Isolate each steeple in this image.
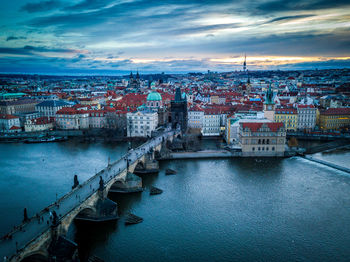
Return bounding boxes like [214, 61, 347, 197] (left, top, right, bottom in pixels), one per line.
[136, 71, 140, 79]
[130, 71, 133, 79]
[265, 83, 274, 105]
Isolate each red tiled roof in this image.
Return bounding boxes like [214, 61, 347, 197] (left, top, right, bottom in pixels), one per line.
[275, 108, 297, 114]
[56, 107, 87, 115]
[241, 122, 284, 132]
[297, 104, 315, 109]
[320, 108, 350, 115]
[10, 125, 21, 130]
[0, 114, 19, 120]
[31, 117, 53, 125]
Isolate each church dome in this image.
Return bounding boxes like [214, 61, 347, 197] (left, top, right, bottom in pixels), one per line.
[147, 91, 162, 101]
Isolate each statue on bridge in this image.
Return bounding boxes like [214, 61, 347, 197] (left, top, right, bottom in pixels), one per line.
[23, 208, 29, 222]
[99, 176, 104, 191]
[72, 174, 79, 189]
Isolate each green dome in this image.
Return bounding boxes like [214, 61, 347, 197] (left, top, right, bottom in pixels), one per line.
[147, 91, 162, 101]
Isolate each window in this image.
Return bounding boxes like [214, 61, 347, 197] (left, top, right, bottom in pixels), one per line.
[272, 147, 275, 151]
[252, 147, 255, 151]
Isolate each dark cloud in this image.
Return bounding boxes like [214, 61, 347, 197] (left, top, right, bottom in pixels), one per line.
[6, 36, 27, 41]
[20, 0, 64, 13]
[266, 14, 315, 24]
[0, 45, 79, 56]
[256, 0, 350, 14]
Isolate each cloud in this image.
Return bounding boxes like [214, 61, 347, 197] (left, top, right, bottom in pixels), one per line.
[255, 0, 350, 14]
[64, 0, 116, 11]
[20, 0, 65, 13]
[0, 45, 80, 56]
[6, 36, 27, 41]
[266, 14, 315, 24]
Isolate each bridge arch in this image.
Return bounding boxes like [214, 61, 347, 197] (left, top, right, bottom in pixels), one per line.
[154, 150, 161, 159]
[135, 161, 144, 170]
[20, 251, 49, 262]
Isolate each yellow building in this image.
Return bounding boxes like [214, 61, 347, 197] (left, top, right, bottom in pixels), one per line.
[274, 108, 298, 131]
[317, 108, 350, 130]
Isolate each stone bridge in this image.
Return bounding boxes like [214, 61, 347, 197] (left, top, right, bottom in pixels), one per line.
[0, 129, 179, 262]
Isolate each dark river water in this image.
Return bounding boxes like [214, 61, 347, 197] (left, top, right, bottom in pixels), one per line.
[1, 140, 350, 262]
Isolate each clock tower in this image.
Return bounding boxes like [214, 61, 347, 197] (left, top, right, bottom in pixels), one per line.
[264, 84, 275, 121]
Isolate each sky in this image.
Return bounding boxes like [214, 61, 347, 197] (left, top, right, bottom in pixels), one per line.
[0, 0, 349, 74]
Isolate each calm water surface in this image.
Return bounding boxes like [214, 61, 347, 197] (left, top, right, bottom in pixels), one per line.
[1, 140, 350, 262]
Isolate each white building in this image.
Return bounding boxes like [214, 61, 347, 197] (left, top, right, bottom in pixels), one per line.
[0, 114, 20, 133]
[55, 108, 89, 130]
[36, 100, 71, 118]
[24, 117, 54, 132]
[188, 105, 204, 129]
[297, 104, 316, 131]
[127, 106, 158, 137]
[202, 108, 221, 136]
[89, 110, 107, 129]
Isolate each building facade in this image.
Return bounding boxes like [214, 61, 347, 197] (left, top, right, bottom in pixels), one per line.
[317, 108, 350, 130]
[24, 117, 54, 132]
[0, 114, 21, 132]
[127, 107, 158, 137]
[0, 99, 38, 115]
[188, 105, 204, 130]
[297, 104, 317, 131]
[55, 108, 89, 130]
[36, 100, 70, 118]
[239, 122, 286, 157]
[274, 108, 298, 131]
[202, 108, 221, 136]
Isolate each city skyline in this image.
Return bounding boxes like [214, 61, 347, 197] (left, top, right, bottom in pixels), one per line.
[0, 0, 350, 74]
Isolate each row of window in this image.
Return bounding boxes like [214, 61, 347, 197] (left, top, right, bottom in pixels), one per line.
[252, 147, 275, 151]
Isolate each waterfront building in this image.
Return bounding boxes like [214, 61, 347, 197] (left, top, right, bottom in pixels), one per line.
[105, 108, 127, 134]
[202, 108, 221, 136]
[317, 108, 350, 130]
[188, 105, 204, 130]
[263, 85, 275, 121]
[274, 108, 298, 131]
[36, 100, 70, 118]
[297, 104, 317, 131]
[127, 106, 158, 137]
[239, 122, 286, 157]
[24, 117, 54, 132]
[170, 87, 188, 132]
[0, 114, 20, 133]
[0, 99, 38, 115]
[55, 107, 89, 130]
[225, 112, 269, 144]
[89, 110, 107, 129]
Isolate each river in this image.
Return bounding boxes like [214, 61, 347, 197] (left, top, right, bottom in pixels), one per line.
[1, 140, 350, 262]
